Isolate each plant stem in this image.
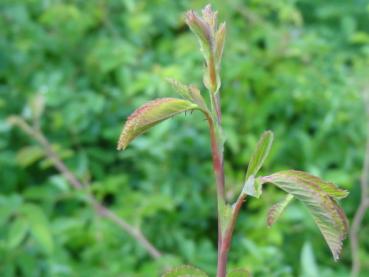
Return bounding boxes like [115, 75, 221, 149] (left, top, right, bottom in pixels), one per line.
[9, 116, 162, 260]
[207, 117, 227, 277]
[207, 91, 247, 277]
[218, 189, 248, 277]
[350, 123, 369, 277]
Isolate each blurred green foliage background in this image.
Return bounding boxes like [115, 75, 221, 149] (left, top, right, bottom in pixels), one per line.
[1, 0, 369, 276]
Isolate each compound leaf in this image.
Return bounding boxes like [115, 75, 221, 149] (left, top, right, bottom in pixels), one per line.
[117, 98, 198, 150]
[259, 170, 349, 261]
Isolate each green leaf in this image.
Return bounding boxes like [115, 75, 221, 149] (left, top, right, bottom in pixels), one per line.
[20, 204, 54, 255]
[267, 194, 294, 227]
[16, 146, 44, 167]
[259, 170, 349, 261]
[117, 98, 198, 150]
[242, 175, 262, 198]
[242, 131, 274, 198]
[8, 217, 29, 248]
[301, 241, 319, 277]
[162, 265, 208, 277]
[29, 94, 45, 120]
[245, 130, 274, 181]
[227, 269, 251, 277]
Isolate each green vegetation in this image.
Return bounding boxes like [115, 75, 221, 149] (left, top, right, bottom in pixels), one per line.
[119, 5, 348, 276]
[1, 1, 369, 276]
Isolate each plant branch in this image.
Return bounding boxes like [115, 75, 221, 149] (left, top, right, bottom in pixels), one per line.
[208, 117, 225, 199]
[207, 116, 227, 277]
[208, 88, 248, 277]
[350, 89, 369, 277]
[207, 70, 245, 277]
[219, 192, 248, 277]
[206, 73, 229, 276]
[8, 116, 162, 260]
[188, 6, 243, 276]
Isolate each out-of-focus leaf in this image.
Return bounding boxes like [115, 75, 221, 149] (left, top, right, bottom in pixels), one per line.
[8, 217, 29, 248]
[227, 269, 251, 277]
[245, 130, 274, 181]
[267, 194, 294, 227]
[300, 241, 319, 277]
[29, 94, 45, 121]
[259, 170, 349, 260]
[20, 204, 54, 255]
[117, 98, 198, 150]
[0, 194, 23, 226]
[162, 265, 208, 277]
[39, 144, 73, 169]
[167, 78, 193, 99]
[16, 146, 44, 167]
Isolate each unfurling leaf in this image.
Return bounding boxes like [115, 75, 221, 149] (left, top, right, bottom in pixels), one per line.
[267, 194, 294, 227]
[215, 22, 226, 67]
[245, 131, 274, 180]
[185, 9, 212, 59]
[117, 98, 198, 150]
[166, 78, 192, 99]
[187, 85, 208, 111]
[242, 175, 262, 198]
[242, 131, 274, 198]
[227, 269, 252, 277]
[202, 4, 218, 31]
[162, 265, 208, 277]
[259, 170, 349, 261]
[185, 5, 225, 93]
[166, 79, 209, 111]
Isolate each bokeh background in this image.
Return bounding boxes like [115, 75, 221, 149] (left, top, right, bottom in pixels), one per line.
[1, 0, 369, 276]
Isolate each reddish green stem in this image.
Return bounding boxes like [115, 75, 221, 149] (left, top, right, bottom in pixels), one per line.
[207, 105, 247, 277]
[208, 120, 226, 277]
